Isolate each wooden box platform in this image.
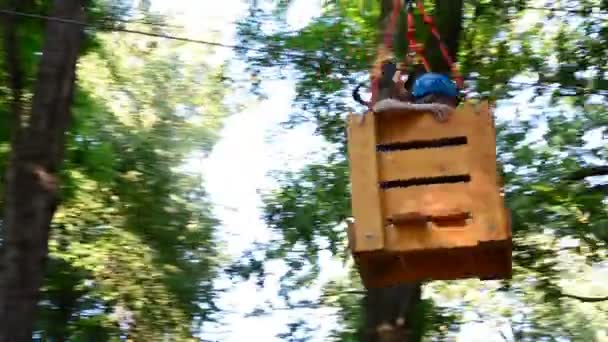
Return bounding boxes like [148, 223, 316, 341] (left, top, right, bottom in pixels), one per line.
[346, 101, 512, 289]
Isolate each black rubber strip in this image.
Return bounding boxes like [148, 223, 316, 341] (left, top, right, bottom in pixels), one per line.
[379, 174, 471, 189]
[377, 136, 468, 152]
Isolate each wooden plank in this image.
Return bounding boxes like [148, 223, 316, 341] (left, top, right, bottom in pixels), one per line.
[380, 176, 508, 252]
[384, 221, 483, 252]
[465, 102, 511, 242]
[355, 241, 512, 288]
[383, 196, 510, 252]
[346, 112, 384, 252]
[346, 220, 357, 251]
[467, 102, 498, 185]
[381, 183, 472, 220]
[376, 102, 510, 252]
[376, 104, 475, 145]
[352, 102, 512, 287]
[377, 146, 470, 182]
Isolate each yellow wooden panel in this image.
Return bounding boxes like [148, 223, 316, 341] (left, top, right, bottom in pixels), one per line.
[375, 103, 476, 145]
[347, 102, 510, 255]
[384, 222, 483, 252]
[349, 102, 512, 286]
[383, 196, 511, 252]
[381, 183, 472, 220]
[377, 146, 470, 182]
[346, 112, 384, 252]
[355, 240, 512, 287]
[381, 180, 509, 252]
[467, 102, 498, 184]
[465, 102, 510, 242]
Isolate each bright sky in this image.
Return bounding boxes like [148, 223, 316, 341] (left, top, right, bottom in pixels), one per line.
[149, 0, 343, 340]
[144, 0, 604, 341]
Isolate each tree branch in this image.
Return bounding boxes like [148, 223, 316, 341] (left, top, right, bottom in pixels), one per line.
[562, 293, 608, 303]
[320, 289, 366, 297]
[568, 165, 608, 181]
[588, 184, 608, 193]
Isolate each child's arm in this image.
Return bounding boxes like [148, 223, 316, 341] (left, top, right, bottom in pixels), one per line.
[372, 99, 453, 122]
[392, 70, 412, 102]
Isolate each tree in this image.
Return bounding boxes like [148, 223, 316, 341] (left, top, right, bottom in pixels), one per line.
[234, 0, 608, 340]
[0, 1, 230, 339]
[31, 28, 228, 338]
[359, 2, 465, 341]
[0, 1, 87, 339]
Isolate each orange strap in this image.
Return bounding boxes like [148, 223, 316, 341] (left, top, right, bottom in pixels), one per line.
[371, 0, 465, 107]
[406, 4, 431, 72]
[384, 0, 402, 50]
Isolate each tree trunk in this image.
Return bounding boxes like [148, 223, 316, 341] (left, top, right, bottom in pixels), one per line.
[362, 284, 423, 342]
[422, 0, 465, 73]
[0, 1, 85, 340]
[361, 1, 464, 341]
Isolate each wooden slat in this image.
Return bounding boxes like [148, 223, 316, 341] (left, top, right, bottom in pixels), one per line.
[376, 104, 476, 145]
[377, 146, 470, 182]
[381, 183, 472, 220]
[382, 184, 508, 252]
[355, 241, 512, 288]
[383, 201, 509, 252]
[346, 112, 384, 252]
[381, 179, 503, 250]
[465, 102, 510, 242]
[389, 210, 470, 223]
[467, 102, 498, 185]
[384, 223, 483, 252]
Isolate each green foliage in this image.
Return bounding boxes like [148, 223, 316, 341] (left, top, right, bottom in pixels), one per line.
[1, 2, 230, 340]
[264, 156, 351, 259]
[233, 0, 608, 340]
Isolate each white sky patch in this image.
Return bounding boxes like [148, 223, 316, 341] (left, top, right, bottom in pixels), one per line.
[457, 318, 514, 342]
[202, 80, 295, 257]
[150, 0, 248, 66]
[143, 0, 341, 337]
[197, 76, 341, 340]
[285, 0, 323, 30]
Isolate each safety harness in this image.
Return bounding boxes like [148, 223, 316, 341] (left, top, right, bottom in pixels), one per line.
[370, 0, 463, 106]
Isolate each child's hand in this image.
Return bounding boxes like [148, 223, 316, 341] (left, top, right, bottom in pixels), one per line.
[392, 70, 402, 84]
[429, 104, 453, 122]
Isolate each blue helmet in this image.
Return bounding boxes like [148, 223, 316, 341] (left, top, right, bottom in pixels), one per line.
[411, 73, 459, 99]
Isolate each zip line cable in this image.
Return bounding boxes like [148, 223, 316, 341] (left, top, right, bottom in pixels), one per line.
[0, 9, 346, 65]
[96, 15, 183, 28]
[1, 8, 606, 96]
[2, 6, 605, 56]
[0, 9, 263, 51]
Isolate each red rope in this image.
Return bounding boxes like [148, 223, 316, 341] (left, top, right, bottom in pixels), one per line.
[383, 0, 402, 50]
[407, 8, 431, 72]
[371, 0, 465, 107]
